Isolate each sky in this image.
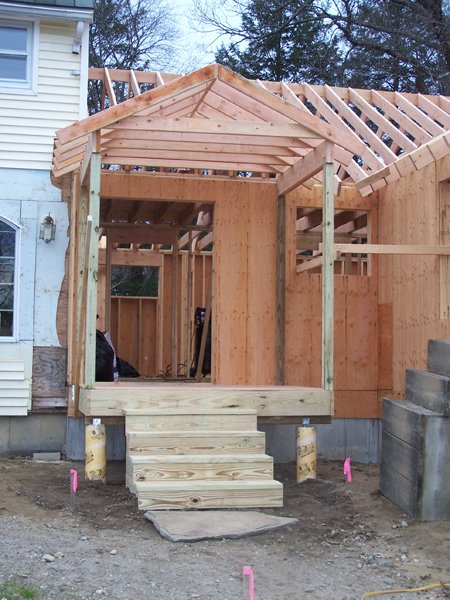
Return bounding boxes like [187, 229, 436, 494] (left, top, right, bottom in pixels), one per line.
[168, 0, 239, 73]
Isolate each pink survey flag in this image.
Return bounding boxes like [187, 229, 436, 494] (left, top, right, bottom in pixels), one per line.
[343, 457, 352, 483]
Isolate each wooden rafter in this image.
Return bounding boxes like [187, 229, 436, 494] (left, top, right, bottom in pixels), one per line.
[52, 64, 450, 195]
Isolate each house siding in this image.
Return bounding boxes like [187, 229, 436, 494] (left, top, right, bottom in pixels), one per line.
[0, 20, 83, 170]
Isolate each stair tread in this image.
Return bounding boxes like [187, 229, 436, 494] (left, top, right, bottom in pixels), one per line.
[127, 430, 264, 437]
[129, 453, 273, 464]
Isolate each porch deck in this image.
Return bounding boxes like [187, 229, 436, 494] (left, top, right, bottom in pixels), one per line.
[79, 382, 332, 419]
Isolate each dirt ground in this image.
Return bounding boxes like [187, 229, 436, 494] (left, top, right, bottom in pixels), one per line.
[0, 457, 449, 600]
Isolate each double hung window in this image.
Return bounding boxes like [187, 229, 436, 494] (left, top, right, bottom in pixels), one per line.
[0, 20, 35, 92]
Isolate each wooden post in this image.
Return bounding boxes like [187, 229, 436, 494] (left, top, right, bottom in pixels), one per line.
[171, 243, 178, 378]
[67, 172, 79, 392]
[322, 143, 334, 392]
[276, 194, 286, 385]
[84, 148, 101, 388]
[72, 182, 89, 406]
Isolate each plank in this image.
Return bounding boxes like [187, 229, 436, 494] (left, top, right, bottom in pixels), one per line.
[127, 430, 266, 455]
[406, 369, 450, 415]
[331, 243, 450, 255]
[129, 454, 273, 482]
[380, 462, 418, 517]
[381, 430, 420, 484]
[125, 411, 258, 433]
[78, 384, 332, 417]
[277, 140, 328, 195]
[135, 480, 283, 510]
[428, 339, 450, 377]
[31, 347, 67, 400]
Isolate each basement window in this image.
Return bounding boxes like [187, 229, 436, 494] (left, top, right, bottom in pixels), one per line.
[0, 218, 18, 338]
[0, 19, 37, 94]
[296, 207, 370, 276]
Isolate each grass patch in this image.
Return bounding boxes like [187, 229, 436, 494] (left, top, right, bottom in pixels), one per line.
[0, 580, 40, 600]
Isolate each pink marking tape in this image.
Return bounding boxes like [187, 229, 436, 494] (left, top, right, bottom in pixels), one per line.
[70, 469, 78, 493]
[242, 566, 255, 600]
[343, 457, 352, 483]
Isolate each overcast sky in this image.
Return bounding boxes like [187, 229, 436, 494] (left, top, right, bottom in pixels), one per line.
[169, 0, 238, 73]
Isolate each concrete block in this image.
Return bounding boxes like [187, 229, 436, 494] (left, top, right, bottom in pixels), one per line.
[9, 415, 41, 453]
[33, 452, 61, 461]
[39, 414, 66, 451]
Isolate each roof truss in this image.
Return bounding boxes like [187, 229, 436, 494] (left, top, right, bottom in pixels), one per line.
[53, 64, 450, 195]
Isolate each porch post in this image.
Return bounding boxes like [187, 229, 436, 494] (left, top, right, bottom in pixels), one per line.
[84, 148, 101, 388]
[276, 194, 286, 385]
[322, 143, 334, 392]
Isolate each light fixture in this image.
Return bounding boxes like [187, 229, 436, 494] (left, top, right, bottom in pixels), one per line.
[39, 214, 56, 243]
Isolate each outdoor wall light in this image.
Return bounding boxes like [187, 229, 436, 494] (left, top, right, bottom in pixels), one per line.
[39, 214, 56, 243]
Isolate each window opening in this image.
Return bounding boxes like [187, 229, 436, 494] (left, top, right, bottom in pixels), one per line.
[296, 207, 370, 275]
[0, 219, 17, 337]
[111, 265, 159, 297]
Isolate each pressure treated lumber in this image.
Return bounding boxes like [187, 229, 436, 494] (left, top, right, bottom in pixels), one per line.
[427, 339, 450, 377]
[127, 430, 266, 455]
[79, 384, 332, 417]
[380, 398, 450, 520]
[124, 409, 258, 433]
[124, 403, 283, 510]
[134, 480, 283, 510]
[128, 454, 274, 483]
[406, 369, 450, 416]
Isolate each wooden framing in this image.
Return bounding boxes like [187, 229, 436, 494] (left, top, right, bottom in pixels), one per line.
[56, 63, 450, 428]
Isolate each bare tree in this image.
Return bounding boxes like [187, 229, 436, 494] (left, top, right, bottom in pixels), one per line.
[88, 0, 179, 112]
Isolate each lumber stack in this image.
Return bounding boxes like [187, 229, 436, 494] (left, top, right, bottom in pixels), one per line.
[380, 339, 450, 520]
[124, 407, 283, 510]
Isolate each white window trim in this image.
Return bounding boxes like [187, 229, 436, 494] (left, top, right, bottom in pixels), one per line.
[0, 16, 39, 96]
[0, 216, 20, 342]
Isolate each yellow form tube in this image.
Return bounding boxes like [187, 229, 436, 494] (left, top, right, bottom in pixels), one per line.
[85, 419, 106, 483]
[296, 426, 317, 483]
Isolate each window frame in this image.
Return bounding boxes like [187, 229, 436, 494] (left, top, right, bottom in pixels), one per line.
[0, 216, 20, 342]
[0, 17, 39, 95]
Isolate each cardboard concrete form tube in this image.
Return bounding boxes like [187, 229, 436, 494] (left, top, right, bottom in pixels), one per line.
[297, 426, 317, 483]
[85, 421, 107, 483]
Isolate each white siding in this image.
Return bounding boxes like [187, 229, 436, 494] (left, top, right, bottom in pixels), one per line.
[0, 20, 83, 170]
[0, 345, 32, 416]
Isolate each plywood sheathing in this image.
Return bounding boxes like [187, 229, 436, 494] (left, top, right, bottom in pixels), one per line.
[285, 184, 379, 418]
[377, 154, 450, 399]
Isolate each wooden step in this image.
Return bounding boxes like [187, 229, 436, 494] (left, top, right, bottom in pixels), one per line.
[125, 409, 257, 433]
[428, 339, 450, 377]
[406, 368, 450, 415]
[128, 453, 274, 485]
[127, 430, 266, 455]
[134, 480, 283, 510]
